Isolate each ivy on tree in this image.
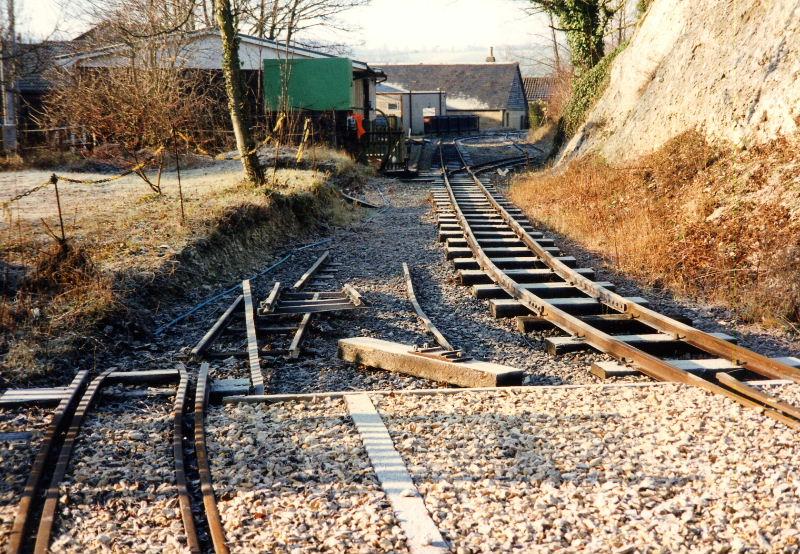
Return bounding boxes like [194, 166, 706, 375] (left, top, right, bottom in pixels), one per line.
[526, 0, 622, 73]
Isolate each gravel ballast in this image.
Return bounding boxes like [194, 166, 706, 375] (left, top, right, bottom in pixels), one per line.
[49, 395, 186, 553]
[375, 384, 800, 553]
[0, 407, 50, 549]
[206, 399, 408, 553]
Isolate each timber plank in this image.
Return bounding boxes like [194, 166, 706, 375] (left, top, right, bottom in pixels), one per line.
[338, 337, 522, 388]
[490, 296, 649, 318]
[547, 332, 735, 356]
[592, 356, 800, 379]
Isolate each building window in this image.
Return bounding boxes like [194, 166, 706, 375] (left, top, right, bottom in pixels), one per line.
[388, 103, 399, 110]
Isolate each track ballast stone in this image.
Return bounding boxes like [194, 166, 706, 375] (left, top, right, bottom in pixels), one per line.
[133, 173, 630, 394]
[50, 393, 186, 553]
[375, 384, 800, 553]
[206, 399, 409, 553]
[0, 407, 51, 549]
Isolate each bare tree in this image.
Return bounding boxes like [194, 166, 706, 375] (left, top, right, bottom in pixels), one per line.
[522, 0, 624, 73]
[44, 0, 223, 192]
[216, 0, 264, 184]
[238, 0, 368, 48]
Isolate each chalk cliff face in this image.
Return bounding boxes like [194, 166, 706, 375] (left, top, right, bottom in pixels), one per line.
[561, 0, 800, 163]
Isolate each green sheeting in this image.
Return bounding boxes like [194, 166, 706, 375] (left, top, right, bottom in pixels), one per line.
[263, 57, 353, 111]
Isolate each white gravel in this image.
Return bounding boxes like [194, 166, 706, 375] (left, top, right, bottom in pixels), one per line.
[375, 383, 800, 553]
[0, 406, 50, 549]
[49, 394, 187, 553]
[206, 398, 408, 553]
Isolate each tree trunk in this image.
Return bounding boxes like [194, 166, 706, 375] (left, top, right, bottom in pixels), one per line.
[2, 0, 17, 154]
[215, 0, 264, 184]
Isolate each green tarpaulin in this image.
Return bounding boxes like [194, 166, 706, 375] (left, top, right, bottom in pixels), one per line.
[263, 57, 353, 111]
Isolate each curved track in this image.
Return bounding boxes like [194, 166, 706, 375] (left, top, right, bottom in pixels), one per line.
[434, 142, 800, 428]
[3, 369, 229, 553]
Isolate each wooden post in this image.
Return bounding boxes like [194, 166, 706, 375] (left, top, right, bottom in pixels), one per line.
[173, 131, 185, 224]
[50, 174, 65, 242]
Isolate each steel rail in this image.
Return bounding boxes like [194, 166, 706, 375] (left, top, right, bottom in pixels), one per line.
[439, 147, 800, 429]
[456, 147, 800, 384]
[402, 263, 455, 351]
[174, 367, 202, 553]
[7, 371, 90, 554]
[194, 363, 230, 553]
[33, 369, 115, 553]
[191, 295, 244, 358]
[242, 280, 266, 395]
[293, 251, 330, 290]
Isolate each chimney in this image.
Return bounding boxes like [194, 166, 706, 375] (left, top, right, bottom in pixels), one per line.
[486, 47, 496, 63]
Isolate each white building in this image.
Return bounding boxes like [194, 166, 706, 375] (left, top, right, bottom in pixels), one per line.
[57, 28, 384, 122]
[376, 84, 447, 135]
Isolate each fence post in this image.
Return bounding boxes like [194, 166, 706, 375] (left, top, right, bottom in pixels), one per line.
[50, 173, 66, 242]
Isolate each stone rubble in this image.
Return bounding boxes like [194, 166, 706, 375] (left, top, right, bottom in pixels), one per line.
[206, 398, 408, 553]
[0, 407, 50, 549]
[49, 395, 187, 553]
[375, 384, 800, 553]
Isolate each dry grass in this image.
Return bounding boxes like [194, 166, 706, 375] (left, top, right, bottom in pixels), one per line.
[1, 151, 364, 385]
[511, 130, 800, 327]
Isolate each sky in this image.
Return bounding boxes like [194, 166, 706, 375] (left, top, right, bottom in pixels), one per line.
[336, 0, 552, 65]
[20, 0, 556, 72]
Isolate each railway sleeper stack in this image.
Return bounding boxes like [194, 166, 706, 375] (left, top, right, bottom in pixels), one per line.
[431, 142, 800, 428]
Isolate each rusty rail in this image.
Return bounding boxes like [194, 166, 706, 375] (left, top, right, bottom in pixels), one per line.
[194, 363, 229, 553]
[440, 145, 800, 429]
[402, 263, 455, 351]
[33, 369, 115, 553]
[7, 371, 90, 554]
[173, 367, 202, 552]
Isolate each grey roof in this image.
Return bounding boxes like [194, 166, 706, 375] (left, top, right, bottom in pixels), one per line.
[381, 63, 527, 111]
[16, 41, 70, 93]
[523, 76, 555, 101]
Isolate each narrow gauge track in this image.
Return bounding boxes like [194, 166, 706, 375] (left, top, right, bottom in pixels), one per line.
[2, 368, 230, 553]
[434, 142, 800, 428]
[456, 132, 539, 166]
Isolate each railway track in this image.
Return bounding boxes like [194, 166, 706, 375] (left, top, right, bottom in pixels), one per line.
[2, 136, 799, 551]
[433, 141, 800, 428]
[1, 369, 229, 553]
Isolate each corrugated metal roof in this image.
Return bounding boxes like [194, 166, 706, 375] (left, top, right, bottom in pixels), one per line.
[57, 28, 380, 74]
[382, 63, 527, 111]
[523, 76, 555, 102]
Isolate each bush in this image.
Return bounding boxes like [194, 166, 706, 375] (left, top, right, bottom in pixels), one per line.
[637, 0, 654, 16]
[511, 131, 800, 327]
[558, 43, 627, 142]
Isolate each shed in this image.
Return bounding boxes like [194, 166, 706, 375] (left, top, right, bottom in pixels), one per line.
[376, 83, 447, 135]
[381, 63, 529, 130]
[56, 29, 385, 123]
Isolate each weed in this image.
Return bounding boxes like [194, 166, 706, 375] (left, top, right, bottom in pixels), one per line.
[511, 130, 800, 327]
[1, 148, 367, 382]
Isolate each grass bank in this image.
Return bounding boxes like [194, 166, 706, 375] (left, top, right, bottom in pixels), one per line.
[511, 131, 800, 329]
[1, 151, 368, 385]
